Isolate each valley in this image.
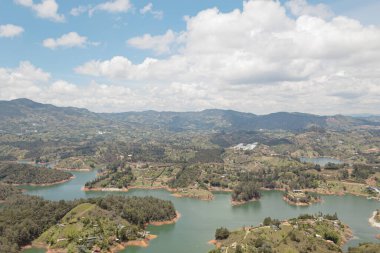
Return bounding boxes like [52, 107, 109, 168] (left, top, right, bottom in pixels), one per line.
[0, 99, 379, 253]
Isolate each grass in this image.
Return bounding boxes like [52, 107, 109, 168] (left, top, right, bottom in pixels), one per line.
[214, 218, 349, 253]
[35, 203, 136, 253]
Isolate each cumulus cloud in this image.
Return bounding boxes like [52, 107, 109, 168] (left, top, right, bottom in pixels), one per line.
[71, 0, 380, 114]
[0, 61, 50, 100]
[42, 32, 88, 49]
[0, 24, 24, 38]
[89, 0, 132, 16]
[140, 3, 163, 20]
[70, 0, 132, 17]
[285, 0, 334, 19]
[70, 5, 89, 17]
[127, 30, 178, 54]
[14, 0, 65, 22]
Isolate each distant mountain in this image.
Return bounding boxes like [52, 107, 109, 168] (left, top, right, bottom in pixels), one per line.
[0, 98, 378, 134]
[0, 98, 107, 134]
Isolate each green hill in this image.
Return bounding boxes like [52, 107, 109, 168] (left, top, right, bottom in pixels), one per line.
[0, 163, 72, 185]
[36, 203, 138, 253]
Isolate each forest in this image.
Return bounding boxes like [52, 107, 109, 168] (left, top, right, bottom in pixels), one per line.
[0, 163, 72, 185]
[0, 194, 177, 253]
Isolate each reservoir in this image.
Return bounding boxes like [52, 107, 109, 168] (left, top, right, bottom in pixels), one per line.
[300, 157, 343, 166]
[21, 171, 379, 253]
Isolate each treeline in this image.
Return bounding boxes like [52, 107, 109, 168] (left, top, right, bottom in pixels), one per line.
[85, 163, 135, 189]
[0, 183, 21, 201]
[168, 164, 202, 188]
[232, 182, 261, 202]
[0, 195, 177, 252]
[236, 167, 323, 190]
[0, 195, 78, 252]
[93, 195, 177, 227]
[0, 163, 72, 185]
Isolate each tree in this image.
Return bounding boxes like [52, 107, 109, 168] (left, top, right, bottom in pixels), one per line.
[215, 227, 230, 240]
[263, 217, 272, 226]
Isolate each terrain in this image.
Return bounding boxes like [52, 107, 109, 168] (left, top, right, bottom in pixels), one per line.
[0, 192, 177, 253]
[209, 213, 352, 253]
[0, 98, 379, 252]
[0, 163, 73, 185]
[0, 98, 379, 202]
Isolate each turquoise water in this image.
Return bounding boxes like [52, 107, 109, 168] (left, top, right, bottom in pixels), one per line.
[300, 157, 343, 166]
[21, 171, 379, 253]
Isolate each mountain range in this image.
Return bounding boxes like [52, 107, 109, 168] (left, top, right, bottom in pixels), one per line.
[0, 98, 378, 134]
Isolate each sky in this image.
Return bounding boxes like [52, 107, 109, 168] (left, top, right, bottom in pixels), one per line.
[1, 0, 380, 115]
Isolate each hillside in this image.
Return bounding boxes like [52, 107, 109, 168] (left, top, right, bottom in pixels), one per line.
[35, 203, 136, 253]
[0, 163, 73, 185]
[0, 195, 177, 253]
[210, 214, 352, 253]
[0, 99, 378, 135]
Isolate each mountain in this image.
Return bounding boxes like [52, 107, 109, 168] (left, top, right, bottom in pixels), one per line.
[0, 98, 109, 134]
[0, 98, 378, 134]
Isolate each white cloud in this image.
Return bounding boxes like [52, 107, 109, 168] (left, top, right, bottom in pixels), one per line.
[285, 0, 333, 19]
[0, 61, 50, 100]
[127, 30, 177, 54]
[70, 5, 89, 17]
[89, 0, 132, 16]
[72, 0, 380, 114]
[14, 0, 65, 22]
[42, 32, 88, 49]
[0, 24, 24, 38]
[140, 3, 163, 20]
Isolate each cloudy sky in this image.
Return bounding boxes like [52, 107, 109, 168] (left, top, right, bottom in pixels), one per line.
[1, 0, 380, 115]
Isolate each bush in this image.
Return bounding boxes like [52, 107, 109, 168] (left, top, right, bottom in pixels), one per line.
[323, 230, 339, 244]
[215, 227, 230, 240]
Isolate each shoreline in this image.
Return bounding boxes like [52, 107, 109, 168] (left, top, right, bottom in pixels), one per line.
[261, 186, 380, 200]
[56, 168, 91, 172]
[23, 212, 181, 253]
[82, 183, 379, 203]
[10, 175, 75, 187]
[231, 198, 259, 206]
[171, 192, 214, 201]
[83, 185, 215, 201]
[149, 211, 181, 226]
[282, 195, 322, 206]
[369, 211, 380, 228]
[82, 185, 176, 193]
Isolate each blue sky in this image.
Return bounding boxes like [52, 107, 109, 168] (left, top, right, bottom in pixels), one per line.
[1, 0, 380, 114]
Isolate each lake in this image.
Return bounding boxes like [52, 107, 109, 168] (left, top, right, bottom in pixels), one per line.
[21, 171, 379, 253]
[300, 157, 343, 166]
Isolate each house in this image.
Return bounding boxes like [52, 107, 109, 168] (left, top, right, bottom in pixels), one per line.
[367, 186, 380, 194]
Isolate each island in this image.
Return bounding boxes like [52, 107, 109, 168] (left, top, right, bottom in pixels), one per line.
[369, 209, 380, 229]
[283, 190, 321, 206]
[209, 213, 352, 253]
[231, 182, 261, 206]
[0, 194, 178, 253]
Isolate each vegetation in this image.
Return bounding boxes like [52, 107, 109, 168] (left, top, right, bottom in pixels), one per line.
[0, 195, 177, 253]
[210, 214, 350, 253]
[92, 195, 177, 227]
[215, 227, 230, 240]
[0, 163, 72, 185]
[0, 195, 77, 252]
[36, 203, 138, 253]
[0, 183, 22, 201]
[348, 243, 380, 253]
[85, 162, 135, 189]
[283, 191, 321, 206]
[232, 182, 261, 203]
